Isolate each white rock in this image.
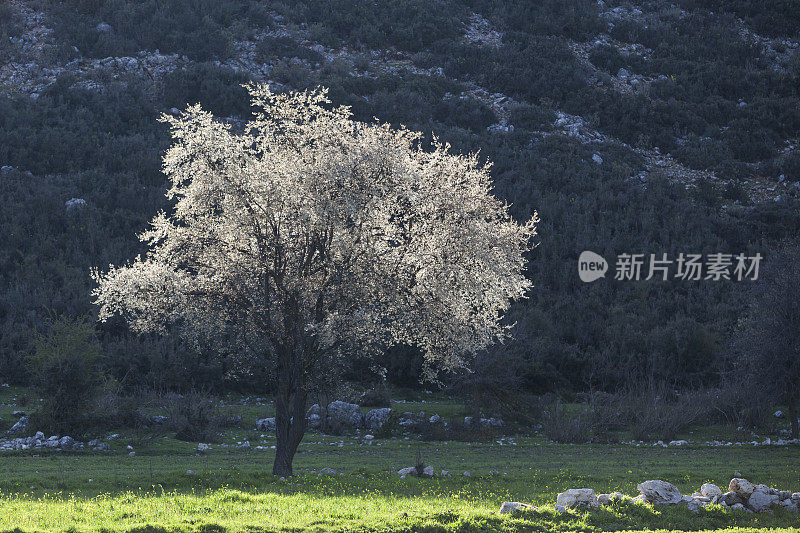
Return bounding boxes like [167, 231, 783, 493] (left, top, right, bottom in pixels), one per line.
[729, 478, 756, 497]
[422, 466, 434, 477]
[319, 468, 336, 475]
[441, 470, 451, 477]
[668, 440, 688, 446]
[701, 483, 722, 499]
[592, 153, 603, 165]
[747, 488, 778, 512]
[557, 488, 598, 509]
[65, 198, 86, 211]
[499, 501, 532, 514]
[255, 417, 276, 431]
[197, 443, 211, 452]
[779, 499, 798, 513]
[128, 451, 136, 457]
[364, 408, 392, 430]
[554, 504, 567, 514]
[637, 480, 683, 505]
[327, 401, 364, 428]
[398, 467, 416, 476]
[463, 471, 471, 477]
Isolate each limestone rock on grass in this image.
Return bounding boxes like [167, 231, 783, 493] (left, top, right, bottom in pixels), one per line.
[747, 488, 778, 512]
[637, 480, 683, 505]
[556, 488, 598, 509]
[729, 478, 756, 497]
[364, 408, 392, 430]
[499, 502, 532, 514]
[327, 401, 364, 428]
[701, 483, 722, 499]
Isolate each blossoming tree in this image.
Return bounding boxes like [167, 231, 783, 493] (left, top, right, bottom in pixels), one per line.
[92, 84, 538, 475]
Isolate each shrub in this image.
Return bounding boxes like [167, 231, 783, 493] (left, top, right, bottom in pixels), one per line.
[167, 391, 223, 443]
[27, 316, 104, 435]
[359, 386, 391, 407]
[542, 402, 592, 443]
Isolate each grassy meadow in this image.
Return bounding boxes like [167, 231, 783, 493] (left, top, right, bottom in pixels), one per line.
[1, 389, 799, 532]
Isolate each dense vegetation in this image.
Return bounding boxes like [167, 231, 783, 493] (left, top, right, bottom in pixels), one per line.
[1, 0, 799, 406]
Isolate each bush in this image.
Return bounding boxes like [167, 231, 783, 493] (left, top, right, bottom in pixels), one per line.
[359, 386, 391, 407]
[542, 402, 592, 443]
[626, 386, 719, 441]
[168, 391, 223, 443]
[27, 316, 104, 435]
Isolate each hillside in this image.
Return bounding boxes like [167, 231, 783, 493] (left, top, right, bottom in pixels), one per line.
[1, 0, 799, 392]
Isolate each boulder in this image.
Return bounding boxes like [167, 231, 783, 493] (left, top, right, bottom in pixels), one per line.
[729, 478, 756, 497]
[747, 488, 778, 512]
[597, 493, 611, 505]
[778, 499, 798, 513]
[554, 504, 567, 514]
[327, 401, 364, 428]
[364, 408, 392, 430]
[701, 483, 722, 499]
[685, 498, 704, 512]
[592, 153, 603, 165]
[637, 480, 683, 505]
[556, 488, 598, 509]
[319, 468, 336, 475]
[8, 416, 28, 435]
[307, 414, 322, 429]
[422, 466, 434, 477]
[59, 436, 75, 450]
[718, 491, 741, 506]
[197, 443, 211, 452]
[12, 411, 25, 418]
[429, 414, 441, 424]
[65, 198, 86, 211]
[306, 404, 323, 417]
[499, 501, 532, 514]
[256, 418, 276, 431]
[398, 466, 416, 476]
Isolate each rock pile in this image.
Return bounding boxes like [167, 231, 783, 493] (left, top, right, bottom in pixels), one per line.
[500, 477, 799, 516]
[0, 431, 110, 452]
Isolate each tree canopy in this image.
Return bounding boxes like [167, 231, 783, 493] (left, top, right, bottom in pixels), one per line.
[92, 84, 537, 473]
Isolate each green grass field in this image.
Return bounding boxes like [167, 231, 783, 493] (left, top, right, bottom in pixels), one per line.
[1, 386, 799, 532]
[1, 433, 799, 531]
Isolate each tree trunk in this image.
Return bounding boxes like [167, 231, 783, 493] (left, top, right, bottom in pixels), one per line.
[272, 327, 309, 476]
[789, 403, 799, 440]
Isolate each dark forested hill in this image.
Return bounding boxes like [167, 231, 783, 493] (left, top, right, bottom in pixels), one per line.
[1, 0, 799, 393]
